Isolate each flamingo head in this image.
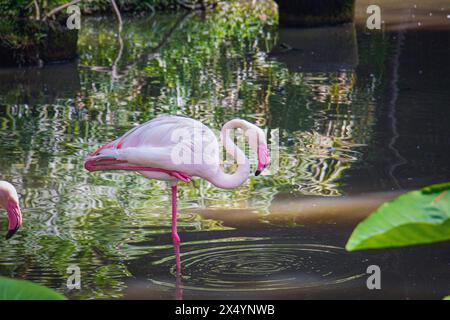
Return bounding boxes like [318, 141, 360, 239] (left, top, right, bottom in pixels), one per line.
[0, 181, 23, 240]
[255, 142, 270, 176]
[252, 126, 270, 176]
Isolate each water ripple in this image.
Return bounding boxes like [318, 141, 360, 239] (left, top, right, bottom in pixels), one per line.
[150, 243, 366, 292]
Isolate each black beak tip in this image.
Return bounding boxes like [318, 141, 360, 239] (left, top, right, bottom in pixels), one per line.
[255, 170, 261, 176]
[5, 228, 18, 240]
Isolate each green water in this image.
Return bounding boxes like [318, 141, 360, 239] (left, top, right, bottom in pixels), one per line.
[0, 1, 449, 299]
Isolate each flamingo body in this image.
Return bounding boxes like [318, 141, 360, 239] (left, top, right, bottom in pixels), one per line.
[86, 116, 213, 182]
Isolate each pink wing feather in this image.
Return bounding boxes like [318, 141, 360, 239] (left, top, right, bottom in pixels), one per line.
[88, 116, 218, 181]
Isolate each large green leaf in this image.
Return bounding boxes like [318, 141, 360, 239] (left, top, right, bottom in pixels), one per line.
[0, 277, 66, 300]
[346, 183, 450, 251]
[444, 296, 450, 300]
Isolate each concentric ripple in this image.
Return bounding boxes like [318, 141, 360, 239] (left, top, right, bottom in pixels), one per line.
[150, 244, 366, 292]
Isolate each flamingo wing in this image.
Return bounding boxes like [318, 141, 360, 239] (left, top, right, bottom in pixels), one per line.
[87, 115, 219, 178]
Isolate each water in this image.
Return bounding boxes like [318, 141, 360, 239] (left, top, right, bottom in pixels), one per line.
[0, 1, 449, 299]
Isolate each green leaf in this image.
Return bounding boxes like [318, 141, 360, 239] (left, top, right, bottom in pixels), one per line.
[346, 183, 450, 251]
[0, 277, 66, 300]
[444, 295, 450, 300]
[421, 182, 450, 194]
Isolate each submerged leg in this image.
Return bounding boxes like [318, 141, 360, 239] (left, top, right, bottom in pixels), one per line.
[174, 243, 183, 300]
[171, 183, 180, 245]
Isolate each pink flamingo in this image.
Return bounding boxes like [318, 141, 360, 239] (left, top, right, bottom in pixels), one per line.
[84, 115, 270, 245]
[0, 181, 23, 240]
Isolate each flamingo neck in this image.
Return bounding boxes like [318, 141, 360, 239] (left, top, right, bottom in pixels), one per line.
[208, 120, 250, 189]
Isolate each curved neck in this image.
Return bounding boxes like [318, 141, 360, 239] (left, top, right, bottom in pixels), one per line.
[208, 120, 250, 189]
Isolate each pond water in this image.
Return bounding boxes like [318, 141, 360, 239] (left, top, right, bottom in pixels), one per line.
[0, 1, 449, 299]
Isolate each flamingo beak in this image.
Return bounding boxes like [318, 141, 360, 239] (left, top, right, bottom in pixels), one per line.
[6, 228, 18, 240]
[5, 201, 22, 240]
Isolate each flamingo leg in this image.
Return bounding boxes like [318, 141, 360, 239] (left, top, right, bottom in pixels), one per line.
[171, 184, 180, 245]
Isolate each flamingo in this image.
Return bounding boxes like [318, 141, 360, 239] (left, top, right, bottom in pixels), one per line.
[0, 181, 23, 240]
[84, 115, 270, 244]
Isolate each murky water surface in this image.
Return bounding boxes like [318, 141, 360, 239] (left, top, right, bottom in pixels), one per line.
[0, 1, 449, 299]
